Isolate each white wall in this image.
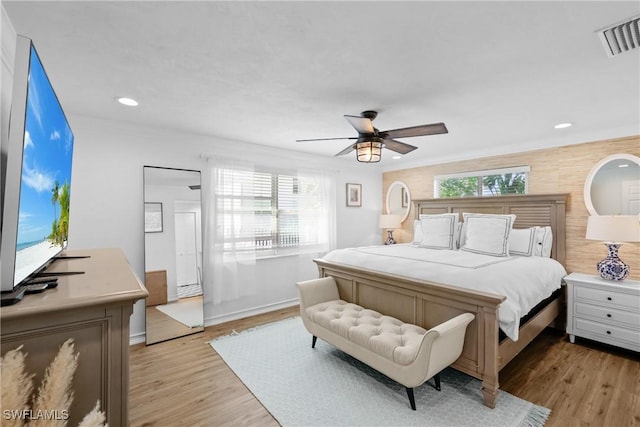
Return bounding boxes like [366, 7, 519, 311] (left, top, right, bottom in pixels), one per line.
[64, 116, 382, 341]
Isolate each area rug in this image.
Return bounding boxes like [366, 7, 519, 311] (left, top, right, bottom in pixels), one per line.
[210, 316, 551, 427]
[155, 296, 203, 328]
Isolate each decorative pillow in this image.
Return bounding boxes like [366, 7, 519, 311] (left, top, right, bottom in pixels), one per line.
[455, 221, 463, 249]
[412, 220, 423, 245]
[533, 226, 553, 257]
[417, 213, 458, 250]
[509, 227, 537, 256]
[460, 213, 516, 257]
[509, 226, 554, 257]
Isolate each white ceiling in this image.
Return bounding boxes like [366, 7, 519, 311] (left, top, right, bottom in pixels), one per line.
[3, 1, 639, 170]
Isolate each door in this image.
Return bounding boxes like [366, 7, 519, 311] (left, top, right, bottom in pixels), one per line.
[622, 180, 640, 215]
[175, 211, 198, 288]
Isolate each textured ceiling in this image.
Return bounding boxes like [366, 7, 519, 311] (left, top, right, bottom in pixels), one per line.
[3, 1, 639, 170]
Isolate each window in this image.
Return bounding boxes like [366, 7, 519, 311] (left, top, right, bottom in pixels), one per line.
[434, 166, 529, 198]
[214, 167, 330, 257]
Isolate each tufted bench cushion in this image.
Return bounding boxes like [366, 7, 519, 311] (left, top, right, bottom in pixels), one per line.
[306, 300, 427, 366]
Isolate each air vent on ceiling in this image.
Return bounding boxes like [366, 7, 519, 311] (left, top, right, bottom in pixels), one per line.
[597, 15, 640, 57]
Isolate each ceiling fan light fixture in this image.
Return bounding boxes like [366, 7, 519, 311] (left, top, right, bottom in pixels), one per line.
[356, 139, 382, 163]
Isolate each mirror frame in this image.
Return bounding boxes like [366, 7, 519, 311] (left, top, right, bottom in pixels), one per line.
[386, 180, 411, 223]
[584, 153, 640, 216]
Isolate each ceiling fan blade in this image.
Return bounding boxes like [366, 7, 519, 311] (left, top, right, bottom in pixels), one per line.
[382, 122, 448, 139]
[382, 139, 418, 154]
[344, 115, 375, 134]
[335, 144, 356, 156]
[296, 136, 358, 142]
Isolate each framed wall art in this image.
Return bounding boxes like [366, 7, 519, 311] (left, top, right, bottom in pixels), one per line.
[144, 202, 163, 233]
[346, 183, 362, 207]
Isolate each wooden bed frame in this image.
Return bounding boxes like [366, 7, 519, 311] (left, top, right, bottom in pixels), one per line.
[314, 193, 568, 408]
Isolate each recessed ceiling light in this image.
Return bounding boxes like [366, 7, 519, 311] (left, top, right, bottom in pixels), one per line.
[116, 97, 139, 107]
[391, 155, 402, 160]
[553, 122, 572, 129]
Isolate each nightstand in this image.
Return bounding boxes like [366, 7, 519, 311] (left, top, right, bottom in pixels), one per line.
[564, 272, 639, 352]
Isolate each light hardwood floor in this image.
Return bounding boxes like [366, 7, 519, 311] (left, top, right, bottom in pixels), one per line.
[129, 306, 640, 427]
[145, 296, 204, 344]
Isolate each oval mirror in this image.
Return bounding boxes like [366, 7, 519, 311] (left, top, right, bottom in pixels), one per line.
[386, 181, 411, 222]
[584, 153, 640, 216]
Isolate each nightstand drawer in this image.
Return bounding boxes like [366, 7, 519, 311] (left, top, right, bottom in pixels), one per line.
[575, 286, 640, 312]
[574, 318, 640, 346]
[575, 302, 640, 329]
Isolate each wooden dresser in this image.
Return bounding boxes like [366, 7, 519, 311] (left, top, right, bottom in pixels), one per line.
[1, 248, 148, 426]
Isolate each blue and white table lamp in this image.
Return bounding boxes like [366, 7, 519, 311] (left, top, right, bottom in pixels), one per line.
[586, 215, 640, 281]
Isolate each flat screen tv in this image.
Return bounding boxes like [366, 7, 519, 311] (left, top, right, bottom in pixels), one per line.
[1, 35, 74, 299]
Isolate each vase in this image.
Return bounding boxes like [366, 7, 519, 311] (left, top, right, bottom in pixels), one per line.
[596, 243, 629, 281]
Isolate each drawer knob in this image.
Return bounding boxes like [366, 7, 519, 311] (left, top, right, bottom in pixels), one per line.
[607, 297, 612, 301]
[606, 330, 612, 335]
[606, 313, 612, 318]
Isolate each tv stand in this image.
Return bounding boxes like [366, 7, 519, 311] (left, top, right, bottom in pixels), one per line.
[0, 248, 148, 425]
[33, 253, 92, 277]
[52, 254, 91, 260]
[36, 271, 85, 277]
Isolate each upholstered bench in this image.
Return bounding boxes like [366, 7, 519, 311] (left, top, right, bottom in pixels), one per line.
[297, 276, 474, 410]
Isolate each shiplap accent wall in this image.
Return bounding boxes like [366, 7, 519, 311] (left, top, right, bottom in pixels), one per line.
[382, 135, 640, 279]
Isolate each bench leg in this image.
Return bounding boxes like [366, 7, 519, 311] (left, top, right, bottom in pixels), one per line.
[434, 373, 441, 391]
[312, 335, 317, 348]
[405, 387, 416, 410]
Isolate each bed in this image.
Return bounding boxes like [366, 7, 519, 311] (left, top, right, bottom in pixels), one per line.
[313, 193, 568, 408]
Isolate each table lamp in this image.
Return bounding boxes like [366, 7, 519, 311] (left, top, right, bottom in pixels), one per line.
[585, 215, 640, 281]
[380, 214, 402, 245]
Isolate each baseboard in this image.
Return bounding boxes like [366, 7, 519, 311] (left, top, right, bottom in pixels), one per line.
[204, 298, 299, 327]
[129, 298, 299, 345]
[129, 331, 146, 346]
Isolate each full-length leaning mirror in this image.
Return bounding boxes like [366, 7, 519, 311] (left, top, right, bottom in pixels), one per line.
[386, 180, 411, 222]
[144, 166, 204, 345]
[584, 154, 640, 216]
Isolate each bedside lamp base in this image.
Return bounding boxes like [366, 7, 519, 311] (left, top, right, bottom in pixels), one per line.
[384, 230, 396, 245]
[597, 243, 629, 281]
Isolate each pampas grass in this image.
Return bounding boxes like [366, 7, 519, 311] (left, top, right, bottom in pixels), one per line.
[1, 340, 107, 427]
[0, 345, 34, 427]
[28, 339, 78, 427]
[77, 402, 106, 427]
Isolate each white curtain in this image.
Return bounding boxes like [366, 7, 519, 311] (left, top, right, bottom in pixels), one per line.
[202, 156, 336, 305]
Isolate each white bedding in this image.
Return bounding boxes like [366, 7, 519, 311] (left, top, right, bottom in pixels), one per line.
[320, 244, 567, 341]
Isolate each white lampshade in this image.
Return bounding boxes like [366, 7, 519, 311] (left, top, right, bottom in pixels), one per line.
[586, 215, 640, 242]
[379, 214, 402, 229]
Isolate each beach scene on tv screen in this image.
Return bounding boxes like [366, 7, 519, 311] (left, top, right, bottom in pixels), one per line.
[14, 46, 74, 285]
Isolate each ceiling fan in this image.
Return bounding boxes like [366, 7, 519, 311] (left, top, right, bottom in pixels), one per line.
[296, 111, 448, 163]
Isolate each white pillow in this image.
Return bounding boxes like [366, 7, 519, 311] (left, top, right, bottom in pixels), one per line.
[509, 226, 554, 257]
[417, 213, 458, 250]
[455, 222, 463, 249]
[412, 219, 423, 245]
[460, 213, 516, 257]
[509, 227, 537, 256]
[534, 226, 553, 257]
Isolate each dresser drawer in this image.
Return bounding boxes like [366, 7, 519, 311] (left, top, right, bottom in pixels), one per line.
[574, 318, 640, 346]
[575, 286, 640, 312]
[575, 302, 640, 330]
